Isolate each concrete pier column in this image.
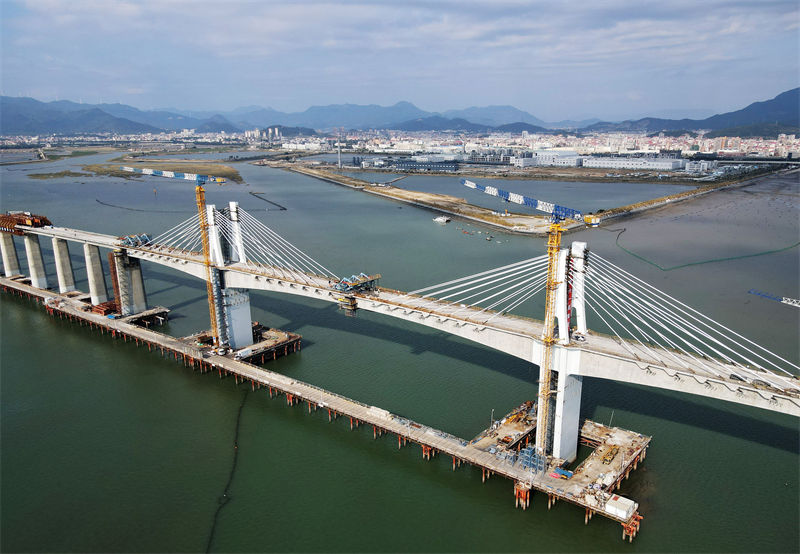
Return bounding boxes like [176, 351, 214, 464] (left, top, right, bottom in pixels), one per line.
[52, 238, 76, 293]
[221, 287, 252, 349]
[112, 251, 147, 316]
[83, 244, 108, 305]
[0, 233, 21, 277]
[23, 234, 48, 289]
[127, 257, 148, 314]
[552, 370, 583, 462]
[551, 348, 584, 462]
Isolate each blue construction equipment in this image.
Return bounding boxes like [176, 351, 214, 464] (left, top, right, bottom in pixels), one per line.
[461, 179, 599, 226]
[334, 273, 381, 292]
[120, 166, 226, 184]
[119, 233, 152, 247]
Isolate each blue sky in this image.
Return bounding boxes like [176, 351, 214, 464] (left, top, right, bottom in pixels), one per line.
[1, 0, 798, 121]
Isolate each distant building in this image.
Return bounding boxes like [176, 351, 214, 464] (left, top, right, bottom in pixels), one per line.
[582, 157, 685, 170]
[391, 160, 458, 172]
[510, 151, 582, 167]
[510, 156, 537, 167]
[685, 160, 718, 172]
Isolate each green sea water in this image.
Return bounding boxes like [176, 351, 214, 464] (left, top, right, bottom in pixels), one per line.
[1, 155, 798, 552]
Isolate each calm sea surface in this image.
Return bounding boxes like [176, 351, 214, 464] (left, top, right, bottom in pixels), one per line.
[1, 154, 798, 552]
[341, 171, 695, 215]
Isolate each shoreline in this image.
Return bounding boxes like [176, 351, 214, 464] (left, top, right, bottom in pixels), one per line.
[276, 163, 789, 236]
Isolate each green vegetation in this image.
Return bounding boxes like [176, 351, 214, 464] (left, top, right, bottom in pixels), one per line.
[27, 170, 93, 180]
[648, 130, 698, 138]
[705, 123, 800, 139]
[44, 150, 99, 161]
[81, 164, 143, 179]
[82, 160, 243, 183]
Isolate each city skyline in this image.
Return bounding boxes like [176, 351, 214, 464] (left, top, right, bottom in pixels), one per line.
[2, 0, 798, 121]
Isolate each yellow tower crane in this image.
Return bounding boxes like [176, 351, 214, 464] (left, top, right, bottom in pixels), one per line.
[195, 184, 220, 347]
[536, 219, 564, 455]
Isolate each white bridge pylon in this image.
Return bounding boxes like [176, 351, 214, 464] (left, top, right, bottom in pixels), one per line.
[145, 201, 339, 349]
[147, 201, 339, 285]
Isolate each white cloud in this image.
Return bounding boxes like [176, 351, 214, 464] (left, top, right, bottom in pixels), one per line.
[2, 0, 797, 117]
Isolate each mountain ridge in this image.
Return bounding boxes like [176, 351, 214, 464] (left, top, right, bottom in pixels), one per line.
[585, 88, 799, 133]
[2, 88, 797, 136]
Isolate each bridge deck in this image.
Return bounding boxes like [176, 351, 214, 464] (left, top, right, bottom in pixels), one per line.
[16, 225, 800, 415]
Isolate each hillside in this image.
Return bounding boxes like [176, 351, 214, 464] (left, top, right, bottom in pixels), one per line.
[585, 88, 800, 133]
[387, 116, 491, 132]
[705, 122, 800, 139]
[0, 97, 161, 135]
[441, 105, 545, 127]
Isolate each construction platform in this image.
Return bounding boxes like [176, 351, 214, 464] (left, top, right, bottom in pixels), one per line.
[183, 323, 301, 364]
[470, 400, 537, 452]
[1, 275, 650, 542]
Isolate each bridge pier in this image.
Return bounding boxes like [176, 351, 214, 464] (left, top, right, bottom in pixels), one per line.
[221, 287, 252, 349]
[0, 233, 21, 277]
[552, 365, 583, 462]
[23, 234, 48, 289]
[83, 244, 108, 305]
[111, 252, 147, 315]
[52, 238, 76, 293]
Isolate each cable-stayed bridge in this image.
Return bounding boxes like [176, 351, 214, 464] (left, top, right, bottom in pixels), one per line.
[3, 201, 798, 464]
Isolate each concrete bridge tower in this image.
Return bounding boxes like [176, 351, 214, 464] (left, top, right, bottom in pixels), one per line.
[206, 202, 254, 350]
[543, 241, 589, 463]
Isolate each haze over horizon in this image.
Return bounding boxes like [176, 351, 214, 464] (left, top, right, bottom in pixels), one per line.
[1, 0, 798, 122]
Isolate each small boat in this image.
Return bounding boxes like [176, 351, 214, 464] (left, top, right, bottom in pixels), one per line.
[433, 215, 450, 224]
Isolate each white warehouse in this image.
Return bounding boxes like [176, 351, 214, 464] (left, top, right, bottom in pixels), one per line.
[581, 157, 685, 170]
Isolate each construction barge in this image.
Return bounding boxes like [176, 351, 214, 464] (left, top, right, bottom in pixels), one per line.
[1, 275, 649, 542]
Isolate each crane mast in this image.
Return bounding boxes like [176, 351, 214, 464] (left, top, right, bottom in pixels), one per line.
[195, 184, 220, 347]
[536, 220, 563, 456]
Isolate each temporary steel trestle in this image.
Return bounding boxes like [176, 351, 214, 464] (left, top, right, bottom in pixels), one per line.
[1, 275, 650, 542]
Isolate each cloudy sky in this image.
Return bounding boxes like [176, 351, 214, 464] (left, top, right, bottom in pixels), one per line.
[2, 0, 798, 121]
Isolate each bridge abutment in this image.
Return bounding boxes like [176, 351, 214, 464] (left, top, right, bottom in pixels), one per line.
[0, 233, 21, 277]
[83, 244, 108, 305]
[52, 238, 76, 293]
[23, 234, 48, 289]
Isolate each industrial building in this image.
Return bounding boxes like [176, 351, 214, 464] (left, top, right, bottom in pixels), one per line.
[581, 157, 685, 170]
[390, 160, 459, 172]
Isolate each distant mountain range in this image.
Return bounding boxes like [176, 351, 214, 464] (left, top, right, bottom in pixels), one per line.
[584, 88, 799, 133]
[1, 88, 797, 137]
[0, 96, 234, 135]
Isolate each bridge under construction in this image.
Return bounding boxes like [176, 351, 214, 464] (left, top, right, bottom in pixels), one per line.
[0, 199, 797, 542]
